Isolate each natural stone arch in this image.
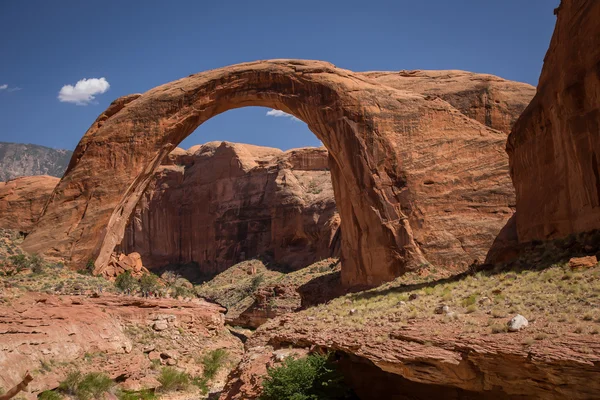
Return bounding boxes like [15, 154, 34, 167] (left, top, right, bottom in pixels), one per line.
[23, 59, 515, 287]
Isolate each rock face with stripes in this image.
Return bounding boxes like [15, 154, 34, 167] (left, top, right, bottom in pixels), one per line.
[507, 0, 600, 243]
[118, 142, 340, 273]
[22, 60, 532, 287]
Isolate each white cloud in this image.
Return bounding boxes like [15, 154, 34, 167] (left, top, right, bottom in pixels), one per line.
[266, 109, 300, 122]
[0, 84, 7, 90]
[58, 77, 110, 105]
[7, 87, 21, 92]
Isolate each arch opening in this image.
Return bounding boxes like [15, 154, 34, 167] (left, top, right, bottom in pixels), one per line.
[115, 106, 339, 280]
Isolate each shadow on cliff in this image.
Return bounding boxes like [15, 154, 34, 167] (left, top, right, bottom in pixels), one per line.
[347, 227, 600, 302]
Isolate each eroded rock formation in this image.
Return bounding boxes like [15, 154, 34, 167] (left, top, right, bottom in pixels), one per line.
[361, 69, 535, 134]
[23, 61, 529, 286]
[507, 0, 600, 242]
[0, 176, 59, 233]
[0, 290, 242, 399]
[220, 313, 600, 400]
[118, 142, 339, 273]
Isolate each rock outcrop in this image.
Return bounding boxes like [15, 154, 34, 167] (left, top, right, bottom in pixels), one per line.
[221, 311, 600, 400]
[0, 290, 243, 399]
[0, 176, 59, 232]
[118, 142, 339, 273]
[361, 69, 535, 134]
[23, 61, 527, 287]
[0, 142, 72, 181]
[507, 0, 600, 242]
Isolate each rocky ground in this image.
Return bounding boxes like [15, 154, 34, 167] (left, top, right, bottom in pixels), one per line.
[3, 230, 600, 400]
[0, 231, 244, 400]
[220, 240, 600, 399]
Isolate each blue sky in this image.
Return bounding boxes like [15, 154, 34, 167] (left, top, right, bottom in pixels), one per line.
[0, 0, 558, 151]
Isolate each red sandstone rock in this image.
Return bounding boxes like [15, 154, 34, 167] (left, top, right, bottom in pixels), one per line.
[569, 255, 598, 270]
[100, 251, 150, 280]
[0, 291, 242, 399]
[23, 60, 521, 286]
[118, 143, 339, 272]
[507, 0, 600, 242]
[361, 69, 535, 134]
[0, 176, 59, 232]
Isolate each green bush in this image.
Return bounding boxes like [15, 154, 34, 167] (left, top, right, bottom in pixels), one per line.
[39, 390, 63, 400]
[173, 285, 192, 298]
[29, 254, 45, 274]
[157, 367, 190, 392]
[8, 254, 28, 272]
[58, 371, 82, 395]
[201, 348, 228, 380]
[260, 353, 351, 400]
[115, 271, 137, 293]
[116, 389, 157, 400]
[86, 259, 96, 274]
[139, 273, 159, 293]
[249, 274, 265, 293]
[58, 371, 113, 400]
[76, 372, 113, 400]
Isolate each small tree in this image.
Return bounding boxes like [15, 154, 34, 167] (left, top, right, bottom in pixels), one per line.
[29, 254, 45, 274]
[86, 259, 95, 274]
[8, 254, 28, 272]
[260, 353, 351, 400]
[115, 271, 137, 293]
[140, 273, 159, 293]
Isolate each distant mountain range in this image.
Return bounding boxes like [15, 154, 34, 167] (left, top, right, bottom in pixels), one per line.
[0, 142, 72, 181]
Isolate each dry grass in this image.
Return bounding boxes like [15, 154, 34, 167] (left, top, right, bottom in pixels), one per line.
[302, 261, 600, 338]
[195, 258, 339, 317]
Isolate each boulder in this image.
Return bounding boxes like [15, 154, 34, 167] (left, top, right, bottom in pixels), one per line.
[152, 320, 168, 331]
[507, 314, 528, 332]
[569, 256, 598, 270]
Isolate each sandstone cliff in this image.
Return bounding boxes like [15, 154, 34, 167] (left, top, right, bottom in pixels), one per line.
[117, 142, 339, 273]
[0, 176, 59, 233]
[0, 142, 72, 181]
[361, 69, 535, 134]
[507, 0, 600, 243]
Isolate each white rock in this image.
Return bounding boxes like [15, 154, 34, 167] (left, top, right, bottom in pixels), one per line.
[153, 320, 169, 331]
[507, 314, 528, 332]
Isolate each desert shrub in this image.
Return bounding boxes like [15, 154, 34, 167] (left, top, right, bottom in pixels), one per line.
[161, 270, 180, 285]
[59, 371, 113, 400]
[39, 390, 63, 400]
[30, 254, 45, 274]
[157, 367, 190, 392]
[461, 293, 478, 307]
[201, 349, 228, 380]
[86, 259, 95, 274]
[139, 273, 160, 293]
[76, 372, 113, 400]
[59, 371, 82, 395]
[173, 285, 192, 298]
[116, 389, 157, 400]
[115, 271, 137, 293]
[249, 274, 265, 293]
[8, 254, 28, 272]
[259, 353, 351, 400]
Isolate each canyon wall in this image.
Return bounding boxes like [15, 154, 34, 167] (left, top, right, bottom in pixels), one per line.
[0, 176, 59, 233]
[507, 0, 600, 242]
[118, 142, 340, 273]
